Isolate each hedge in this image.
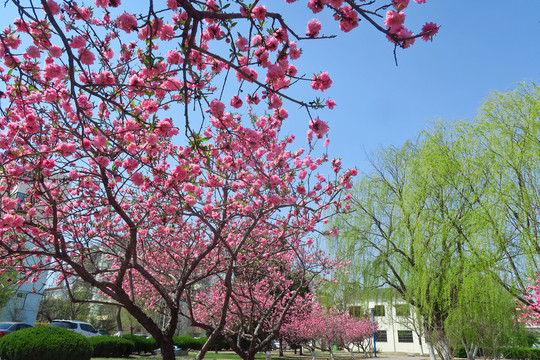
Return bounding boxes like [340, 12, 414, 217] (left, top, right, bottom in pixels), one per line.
[88, 335, 134, 357]
[173, 335, 206, 350]
[121, 334, 158, 354]
[207, 336, 230, 351]
[0, 326, 92, 360]
[455, 346, 540, 359]
[498, 347, 540, 359]
[171, 336, 230, 351]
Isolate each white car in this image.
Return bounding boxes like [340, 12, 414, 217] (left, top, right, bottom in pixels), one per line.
[49, 320, 99, 337]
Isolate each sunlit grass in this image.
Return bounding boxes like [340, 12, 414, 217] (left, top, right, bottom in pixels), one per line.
[92, 350, 364, 360]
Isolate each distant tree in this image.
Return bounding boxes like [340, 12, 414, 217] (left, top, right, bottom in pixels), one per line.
[37, 279, 92, 322]
[0, 267, 16, 310]
[180, 229, 335, 360]
[328, 137, 475, 360]
[458, 83, 540, 299]
[281, 304, 376, 360]
[518, 272, 540, 328]
[446, 272, 530, 360]
[328, 83, 540, 360]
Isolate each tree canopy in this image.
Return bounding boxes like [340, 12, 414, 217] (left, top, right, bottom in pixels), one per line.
[0, 1, 438, 359]
[328, 82, 540, 360]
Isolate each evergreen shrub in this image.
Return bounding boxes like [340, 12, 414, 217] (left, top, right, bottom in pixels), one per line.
[88, 335, 134, 357]
[0, 326, 92, 360]
[173, 335, 205, 350]
[121, 334, 157, 353]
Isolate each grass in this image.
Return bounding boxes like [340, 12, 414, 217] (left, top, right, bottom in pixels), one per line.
[92, 351, 267, 360]
[91, 350, 364, 360]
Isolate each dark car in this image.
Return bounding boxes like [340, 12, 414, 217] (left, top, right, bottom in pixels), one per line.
[0, 322, 33, 337]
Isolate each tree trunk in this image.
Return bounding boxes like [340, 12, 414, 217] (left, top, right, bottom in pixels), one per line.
[266, 350, 272, 360]
[195, 328, 222, 360]
[439, 342, 451, 360]
[462, 339, 479, 360]
[468, 345, 479, 360]
[115, 306, 123, 336]
[329, 345, 335, 360]
[311, 348, 316, 360]
[158, 334, 177, 360]
[426, 340, 437, 360]
[246, 350, 257, 360]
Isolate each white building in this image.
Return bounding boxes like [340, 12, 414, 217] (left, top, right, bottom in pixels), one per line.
[0, 278, 47, 324]
[365, 300, 427, 354]
[0, 181, 49, 325]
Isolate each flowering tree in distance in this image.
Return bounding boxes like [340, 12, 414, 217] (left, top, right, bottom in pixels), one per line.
[517, 273, 540, 326]
[189, 246, 334, 360]
[0, 0, 436, 359]
[281, 304, 377, 360]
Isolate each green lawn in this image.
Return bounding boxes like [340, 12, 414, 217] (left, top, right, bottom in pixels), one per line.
[92, 350, 357, 360]
[93, 351, 271, 360]
[93, 352, 271, 360]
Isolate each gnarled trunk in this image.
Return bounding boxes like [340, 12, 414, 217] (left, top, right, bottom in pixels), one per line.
[158, 334, 176, 360]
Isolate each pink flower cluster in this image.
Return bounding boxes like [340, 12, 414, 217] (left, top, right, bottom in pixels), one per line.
[309, 118, 329, 139]
[383, 0, 437, 48]
[306, 18, 322, 38]
[311, 71, 332, 91]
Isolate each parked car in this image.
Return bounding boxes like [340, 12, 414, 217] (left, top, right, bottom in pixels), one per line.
[0, 322, 33, 337]
[49, 320, 99, 337]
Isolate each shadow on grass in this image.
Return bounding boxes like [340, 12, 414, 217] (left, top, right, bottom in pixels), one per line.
[93, 350, 376, 360]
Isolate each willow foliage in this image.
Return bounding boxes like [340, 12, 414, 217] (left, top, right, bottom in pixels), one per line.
[327, 82, 540, 357]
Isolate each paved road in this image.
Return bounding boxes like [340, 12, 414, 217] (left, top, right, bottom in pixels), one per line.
[368, 352, 430, 360]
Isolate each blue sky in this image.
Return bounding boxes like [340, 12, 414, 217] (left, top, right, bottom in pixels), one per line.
[272, 1, 540, 172]
[2, 1, 539, 174]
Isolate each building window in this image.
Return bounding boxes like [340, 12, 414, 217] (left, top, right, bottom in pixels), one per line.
[372, 305, 385, 317]
[394, 304, 410, 317]
[349, 306, 364, 318]
[375, 330, 387, 342]
[398, 330, 414, 343]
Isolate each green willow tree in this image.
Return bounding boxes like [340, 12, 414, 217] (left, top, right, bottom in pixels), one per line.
[459, 83, 540, 298]
[329, 137, 475, 360]
[445, 271, 531, 360]
[0, 267, 16, 310]
[328, 82, 540, 360]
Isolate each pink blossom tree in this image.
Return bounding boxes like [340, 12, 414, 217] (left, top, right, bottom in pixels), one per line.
[0, 1, 436, 359]
[188, 245, 333, 360]
[281, 302, 326, 360]
[319, 308, 377, 360]
[517, 273, 540, 326]
[281, 304, 377, 360]
[340, 314, 377, 359]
